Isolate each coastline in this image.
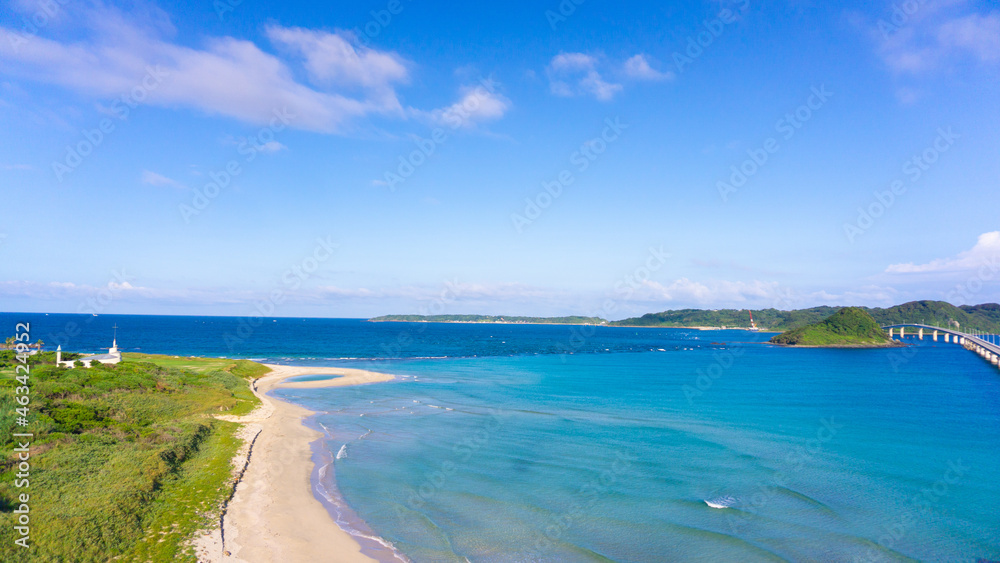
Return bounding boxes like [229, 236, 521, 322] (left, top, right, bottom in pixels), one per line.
[368, 319, 605, 326]
[367, 319, 778, 331]
[194, 363, 395, 562]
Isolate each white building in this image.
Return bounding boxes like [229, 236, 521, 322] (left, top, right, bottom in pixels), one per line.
[57, 337, 122, 368]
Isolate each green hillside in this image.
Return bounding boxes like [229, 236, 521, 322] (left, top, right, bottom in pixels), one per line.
[612, 301, 1000, 332]
[610, 307, 838, 331]
[770, 307, 901, 347]
[0, 351, 267, 561]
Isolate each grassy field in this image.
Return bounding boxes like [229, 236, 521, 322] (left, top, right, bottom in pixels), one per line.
[0, 350, 268, 561]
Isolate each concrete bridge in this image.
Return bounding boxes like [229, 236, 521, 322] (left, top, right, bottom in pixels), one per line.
[883, 323, 1000, 369]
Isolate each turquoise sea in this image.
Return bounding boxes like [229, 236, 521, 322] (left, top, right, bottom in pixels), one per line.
[5, 314, 1000, 561]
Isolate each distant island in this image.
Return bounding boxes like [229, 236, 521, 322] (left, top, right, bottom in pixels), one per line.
[368, 315, 607, 325]
[372, 301, 1000, 332]
[770, 307, 903, 348]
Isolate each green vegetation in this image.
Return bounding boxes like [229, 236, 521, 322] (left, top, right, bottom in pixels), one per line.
[369, 314, 607, 325]
[609, 307, 837, 331]
[611, 301, 1000, 332]
[0, 350, 267, 561]
[770, 307, 901, 347]
[868, 301, 1000, 332]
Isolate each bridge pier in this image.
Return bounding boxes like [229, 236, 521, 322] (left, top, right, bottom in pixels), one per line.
[888, 328, 894, 338]
[933, 330, 938, 341]
[944, 333, 950, 343]
[918, 328, 924, 340]
[900, 327, 905, 338]
[992, 354, 999, 366]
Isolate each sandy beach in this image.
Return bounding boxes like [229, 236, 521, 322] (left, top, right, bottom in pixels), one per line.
[194, 364, 396, 563]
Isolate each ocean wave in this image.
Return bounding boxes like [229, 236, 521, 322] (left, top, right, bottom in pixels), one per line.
[336, 444, 348, 460]
[705, 495, 736, 509]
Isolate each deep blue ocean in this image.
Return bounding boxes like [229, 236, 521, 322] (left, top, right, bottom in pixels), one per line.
[4, 313, 1000, 562]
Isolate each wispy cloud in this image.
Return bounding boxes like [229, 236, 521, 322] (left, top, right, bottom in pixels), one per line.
[140, 169, 187, 190]
[546, 53, 623, 101]
[0, 3, 481, 134]
[872, 2, 1000, 75]
[623, 54, 674, 81]
[886, 231, 1000, 274]
[420, 81, 512, 129]
[266, 25, 408, 90]
[633, 278, 783, 305]
[258, 141, 287, 153]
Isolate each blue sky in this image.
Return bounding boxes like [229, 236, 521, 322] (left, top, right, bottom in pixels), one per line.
[1, 0, 998, 319]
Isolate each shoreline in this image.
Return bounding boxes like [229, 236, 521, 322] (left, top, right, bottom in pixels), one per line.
[194, 363, 396, 563]
[368, 319, 778, 331]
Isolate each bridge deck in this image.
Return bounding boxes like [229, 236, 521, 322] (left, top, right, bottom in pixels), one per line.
[882, 323, 1000, 357]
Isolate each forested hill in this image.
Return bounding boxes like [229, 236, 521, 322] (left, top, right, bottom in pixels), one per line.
[611, 301, 1000, 332]
[770, 307, 900, 348]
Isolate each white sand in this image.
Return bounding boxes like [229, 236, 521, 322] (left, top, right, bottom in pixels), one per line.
[193, 364, 395, 562]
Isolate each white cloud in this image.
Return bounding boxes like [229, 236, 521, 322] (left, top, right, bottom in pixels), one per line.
[937, 13, 1000, 63]
[0, 5, 425, 133]
[546, 53, 623, 101]
[140, 170, 186, 190]
[874, 4, 1000, 74]
[265, 25, 409, 92]
[886, 231, 1000, 274]
[422, 81, 512, 129]
[634, 278, 783, 305]
[623, 54, 674, 81]
[316, 281, 551, 302]
[0, 279, 254, 306]
[258, 141, 287, 153]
